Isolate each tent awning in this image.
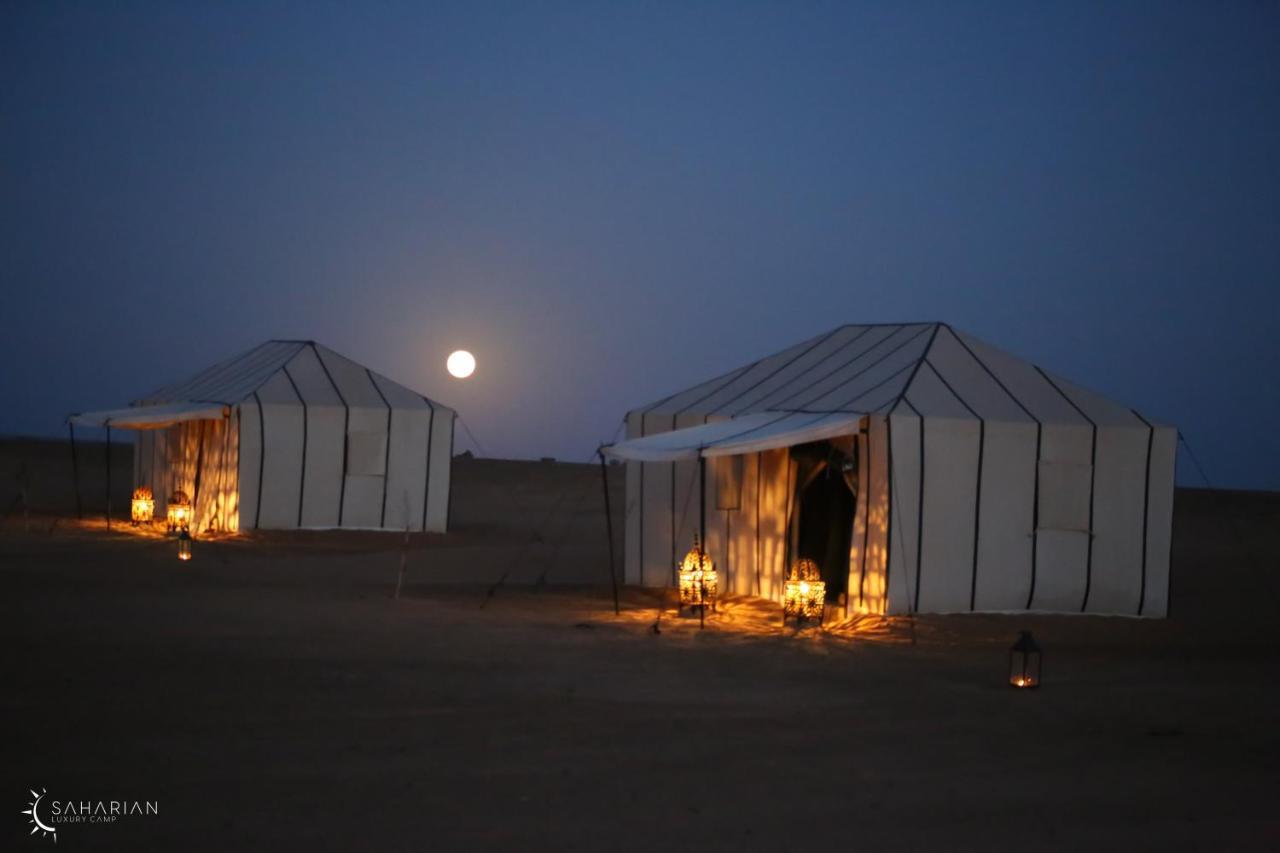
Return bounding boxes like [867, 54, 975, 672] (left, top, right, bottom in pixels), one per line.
[68, 402, 231, 430]
[603, 411, 865, 462]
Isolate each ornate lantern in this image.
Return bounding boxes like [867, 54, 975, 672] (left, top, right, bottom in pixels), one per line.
[166, 490, 192, 533]
[131, 486, 155, 525]
[783, 559, 826, 625]
[677, 536, 717, 612]
[176, 530, 193, 561]
[1009, 631, 1042, 688]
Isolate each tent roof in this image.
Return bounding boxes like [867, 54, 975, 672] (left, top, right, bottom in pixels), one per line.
[628, 322, 1162, 429]
[136, 340, 453, 412]
[71, 340, 455, 428]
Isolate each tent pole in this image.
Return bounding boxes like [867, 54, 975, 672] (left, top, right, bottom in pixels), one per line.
[699, 456, 706, 630]
[105, 424, 112, 529]
[68, 423, 83, 520]
[598, 448, 620, 616]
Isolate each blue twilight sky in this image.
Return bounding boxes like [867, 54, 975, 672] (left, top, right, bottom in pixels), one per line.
[2, 2, 1277, 488]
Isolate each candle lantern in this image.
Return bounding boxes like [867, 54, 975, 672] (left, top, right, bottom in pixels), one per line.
[166, 490, 192, 533]
[1009, 631, 1042, 688]
[176, 530, 193, 561]
[131, 486, 155, 525]
[677, 536, 717, 613]
[783, 558, 826, 625]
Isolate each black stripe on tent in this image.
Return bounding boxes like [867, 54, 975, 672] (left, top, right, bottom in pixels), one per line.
[857, 425, 870, 610]
[1131, 409, 1155, 616]
[919, 361, 985, 612]
[421, 395, 436, 533]
[942, 326, 1042, 611]
[252, 391, 266, 530]
[281, 366, 308, 528]
[896, 397, 927, 613]
[769, 324, 924, 413]
[1034, 367, 1098, 613]
[192, 420, 206, 527]
[310, 344, 351, 527]
[445, 415, 456, 531]
[706, 324, 855, 416]
[366, 369, 393, 528]
[887, 324, 942, 412]
[784, 358, 919, 415]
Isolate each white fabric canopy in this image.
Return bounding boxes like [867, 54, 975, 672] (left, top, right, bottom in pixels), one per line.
[68, 402, 230, 429]
[604, 411, 864, 462]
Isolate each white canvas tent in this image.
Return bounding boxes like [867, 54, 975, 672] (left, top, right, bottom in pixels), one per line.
[605, 323, 1175, 618]
[70, 340, 456, 534]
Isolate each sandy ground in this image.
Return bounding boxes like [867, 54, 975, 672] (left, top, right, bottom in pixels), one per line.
[3, 441, 1279, 851]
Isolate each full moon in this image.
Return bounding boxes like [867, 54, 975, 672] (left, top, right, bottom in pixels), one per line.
[446, 350, 476, 378]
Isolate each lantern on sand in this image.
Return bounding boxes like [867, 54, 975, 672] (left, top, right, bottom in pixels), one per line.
[166, 490, 192, 533]
[176, 530, 193, 561]
[677, 536, 717, 612]
[783, 559, 826, 625]
[131, 486, 155, 525]
[1009, 631, 1042, 688]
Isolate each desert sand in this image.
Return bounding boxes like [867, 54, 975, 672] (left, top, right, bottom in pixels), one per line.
[3, 439, 1278, 851]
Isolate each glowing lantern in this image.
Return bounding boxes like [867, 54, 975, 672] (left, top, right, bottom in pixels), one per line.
[166, 490, 192, 533]
[1009, 631, 1042, 689]
[783, 559, 826, 625]
[176, 530, 193, 561]
[677, 536, 717, 612]
[131, 486, 155, 525]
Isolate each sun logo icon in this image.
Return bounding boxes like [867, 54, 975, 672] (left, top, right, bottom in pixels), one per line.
[22, 787, 57, 843]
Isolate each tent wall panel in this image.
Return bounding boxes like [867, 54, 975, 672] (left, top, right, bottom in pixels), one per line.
[1033, 530, 1090, 611]
[728, 452, 760, 596]
[917, 417, 982, 613]
[257, 403, 305, 529]
[1088, 425, 1149, 614]
[1142, 426, 1177, 617]
[885, 415, 920, 614]
[865, 416, 892, 614]
[756, 448, 790, 601]
[300, 406, 345, 528]
[973, 420, 1037, 610]
[238, 400, 263, 529]
[423, 412, 454, 533]
[340, 406, 388, 528]
[384, 407, 429, 531]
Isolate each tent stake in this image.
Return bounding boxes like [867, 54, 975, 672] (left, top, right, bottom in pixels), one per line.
[598, 448, 621, 616]
[68, 423, 83, 520]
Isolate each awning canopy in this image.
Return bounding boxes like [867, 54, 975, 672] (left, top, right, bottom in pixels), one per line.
[603, 411, 865, 462]
[68, 402, 231, 430]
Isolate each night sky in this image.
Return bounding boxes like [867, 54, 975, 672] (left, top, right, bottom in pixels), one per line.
[3, 2, 1277, 488]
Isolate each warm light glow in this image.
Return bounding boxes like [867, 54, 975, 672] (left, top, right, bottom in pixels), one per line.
[167, 490, 193, 533]
[446, 350, 476, 378]
[678, 537, 718, 608]
[131, 487, 155, 525]
[177, 531, 192, 561]
[783, 559, 826, 623]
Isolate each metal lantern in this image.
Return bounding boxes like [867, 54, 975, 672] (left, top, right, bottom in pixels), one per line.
[166, 490, 192, 533]
[677, 535, 718, 612]
[1009, 631, 1042, 688]
[783, 559, 826, 625]
[131, 486, 155, 525]
[177, 530, 193, 561]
